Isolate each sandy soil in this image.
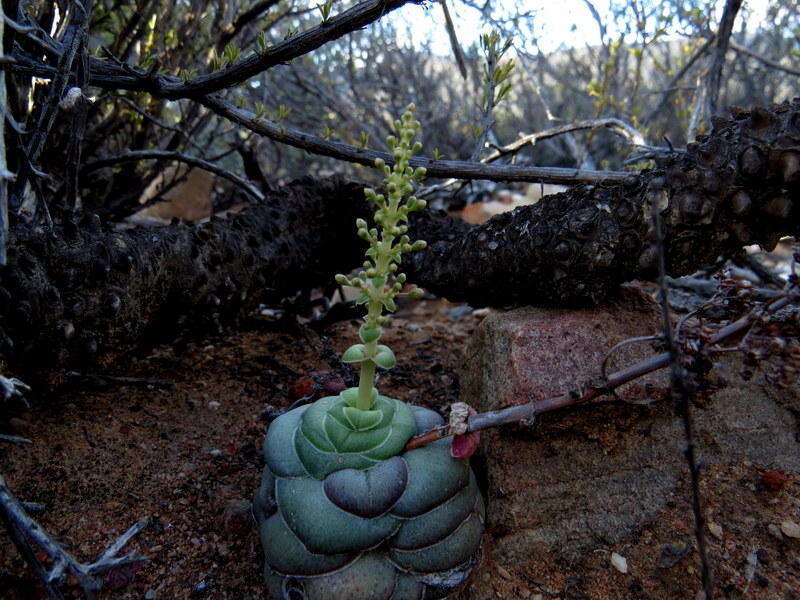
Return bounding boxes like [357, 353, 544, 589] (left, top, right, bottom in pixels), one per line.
[1, 298, 798, 599]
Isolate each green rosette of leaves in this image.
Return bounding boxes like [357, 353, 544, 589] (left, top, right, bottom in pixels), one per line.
[253, 106, 484, 600]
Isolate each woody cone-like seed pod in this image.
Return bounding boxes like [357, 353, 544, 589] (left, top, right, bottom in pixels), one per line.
[253, 391, 485, 600]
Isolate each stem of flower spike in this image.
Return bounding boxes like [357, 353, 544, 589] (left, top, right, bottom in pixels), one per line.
[337, 104, 428, 412]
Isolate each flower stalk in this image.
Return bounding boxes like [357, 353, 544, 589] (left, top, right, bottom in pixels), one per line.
[336, 104, 428, 411]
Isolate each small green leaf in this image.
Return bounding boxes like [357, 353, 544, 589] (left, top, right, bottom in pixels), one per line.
[342, 344, 367, 363]
[359, 326, 382, 343]
[342, 406, 382, 431]
[381, 297, 397, 312]
[373, 345, 396, 369]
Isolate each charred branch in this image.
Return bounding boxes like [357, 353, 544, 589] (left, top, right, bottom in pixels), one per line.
[0, 102, 797, 376]
[404, 100, 800, 305]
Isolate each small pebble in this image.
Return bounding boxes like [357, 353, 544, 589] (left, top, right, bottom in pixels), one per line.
[472, 307, 491, 319]
[780, 520, 800, 538]
[209, 449, 222, 456]
[207, 401, 221, 410]
[708, 521, 723, 540]
[611, 552, 628, 574]
[447, 305, 473, 322]
[767, 523, 783, 539]
[496, 565, 512, 580]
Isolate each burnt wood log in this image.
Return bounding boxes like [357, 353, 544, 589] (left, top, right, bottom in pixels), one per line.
[0, 179, 369, 377]
[406, 100, 800, 305]
[0, 102, 798, 378]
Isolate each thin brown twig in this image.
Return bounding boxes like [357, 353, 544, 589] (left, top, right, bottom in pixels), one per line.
[0, 471, 148, 600]
[404, 293, 797, 450]
[651, 202, 714, 598]
[706, 0, 742, 117]
[82, 149, 266, 202]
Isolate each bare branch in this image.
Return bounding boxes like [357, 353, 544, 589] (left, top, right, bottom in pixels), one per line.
[483, 117, 651, 163]
[438, 0, 467, 80]
[82, 150, 266, 202]
[651, 197, 714, 599]
[729, 41, 800, 78]
[201, 95, 631, 185]
[0, 472, 148, 598]
[216, 0, 283, 51]
[405, 293, 797, 450]
[706, 0, 742, 117]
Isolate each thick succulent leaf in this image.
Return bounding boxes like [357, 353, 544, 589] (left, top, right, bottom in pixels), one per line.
[300, 398, 337, 452]
[301, 553, 397, 600]
[342, 344, 368, 363]
[260, 513, 355, 576]
[263, 405, 310, 477]
[324, 413, 390, 453]
[253, 466, 277, 522]
[391, 472, 479, 550]
[341, 386, 377, 408]
[409, 405, 445, 435]
[276, 476, 399, 554]
[389, 512, 483, 573]
[294, 427, 378, 479]
[342, 406, 383, 431]
[362, 400, 416, 461]
[391, 438, 470, 517]
[390, 574, 425, 600]
[416, 559, 478, 599]
[373, 345, 397, 369]
[359, 325, 382, 343]
[324, 457, 408, 518]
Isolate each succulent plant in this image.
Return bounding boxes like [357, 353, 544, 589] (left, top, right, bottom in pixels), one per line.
[254, 105, 484, 599]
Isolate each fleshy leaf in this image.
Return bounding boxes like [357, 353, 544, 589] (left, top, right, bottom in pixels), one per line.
[381, 297, 397, 312]
[341, 344, 367, 363]
[451, 430, 481, 459]
[341, 387, 377, 408]
[342, 406, 382, 431]
[359, 325, 381, 343]
[373, 345, 396, 369]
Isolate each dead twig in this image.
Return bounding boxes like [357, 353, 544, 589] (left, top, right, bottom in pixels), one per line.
[82, 149, 266, 202]
[404, 292, 797, 450]
[706, 0, 742, 117]
[0, 471, 148, 600]
[651, 201, 714, 598]
[0, 434, 31, 444]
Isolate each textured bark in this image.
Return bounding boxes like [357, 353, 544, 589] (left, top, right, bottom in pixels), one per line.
[406, 100, 800, 305]
[0, 178, 368, 376]
[1, 102, 798, 377]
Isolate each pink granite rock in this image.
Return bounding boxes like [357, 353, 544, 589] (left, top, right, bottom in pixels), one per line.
[461, 288, 800, 564]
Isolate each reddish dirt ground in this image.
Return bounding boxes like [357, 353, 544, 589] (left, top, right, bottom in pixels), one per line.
[1, 298, 799, 599]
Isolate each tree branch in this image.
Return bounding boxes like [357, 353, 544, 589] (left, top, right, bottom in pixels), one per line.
[200, 95, 631, 185]
[482, 117, 653, 164]
[82, 149, 266, 202]
[0, 472, 148, 599]
[729, 41, 800, 78]
[706, 0, 742, 117]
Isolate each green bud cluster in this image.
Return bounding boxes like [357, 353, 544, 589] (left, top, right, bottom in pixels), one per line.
[335, 104, 428, 411]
